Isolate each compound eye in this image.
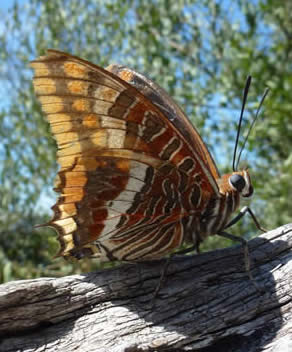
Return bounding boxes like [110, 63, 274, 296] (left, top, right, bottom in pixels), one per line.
[229, 174, 246, 192]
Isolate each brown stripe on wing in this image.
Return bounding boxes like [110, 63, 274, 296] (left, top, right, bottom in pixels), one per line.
[110, 219, 184, 261]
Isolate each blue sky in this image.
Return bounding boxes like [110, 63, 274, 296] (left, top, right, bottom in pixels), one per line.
[0, 0, 26, 9]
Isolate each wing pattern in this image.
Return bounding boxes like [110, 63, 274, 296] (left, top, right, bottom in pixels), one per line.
[31, 50, 220, 261]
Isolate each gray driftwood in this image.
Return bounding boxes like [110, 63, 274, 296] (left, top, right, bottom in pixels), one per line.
[0, 224, 291, 352]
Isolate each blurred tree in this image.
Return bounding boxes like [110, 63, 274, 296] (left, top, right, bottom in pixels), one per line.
[0, 0, 291, 282]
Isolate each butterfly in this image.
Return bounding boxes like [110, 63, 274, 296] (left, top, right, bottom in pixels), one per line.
[31, 50, 264, 263]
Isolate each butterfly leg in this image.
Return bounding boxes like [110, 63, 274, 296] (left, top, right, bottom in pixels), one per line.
[224, 206, 266, 232]
[174, 243, 200, 255]
[217, 230, 262, 292]
[149, 256, 173, 308]
[217, 231, 251, 274]
[134, 263, 146, 291]
[150, 243, 201, 308]
[150, 243, 201, 307]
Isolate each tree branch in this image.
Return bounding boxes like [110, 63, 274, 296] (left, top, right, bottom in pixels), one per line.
[0, 224, 291, 352]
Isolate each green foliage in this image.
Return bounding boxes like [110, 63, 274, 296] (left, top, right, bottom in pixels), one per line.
[0, 0, 291, 282]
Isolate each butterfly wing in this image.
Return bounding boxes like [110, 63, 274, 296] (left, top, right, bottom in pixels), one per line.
[107, 64, 220, 180]
[31, 50, 220, 261]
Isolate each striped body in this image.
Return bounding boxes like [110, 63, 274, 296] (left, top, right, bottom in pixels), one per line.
[31, 51, 253, 262]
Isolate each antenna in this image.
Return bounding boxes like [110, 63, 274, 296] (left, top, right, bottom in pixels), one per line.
[236, 87, 269, 169]
[232, 76, 252, 171]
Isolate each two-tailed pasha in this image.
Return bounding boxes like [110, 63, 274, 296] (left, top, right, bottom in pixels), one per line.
[31, 50, 266, 265]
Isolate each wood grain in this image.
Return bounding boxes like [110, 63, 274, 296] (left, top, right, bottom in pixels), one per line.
[0, 224, 291, 352]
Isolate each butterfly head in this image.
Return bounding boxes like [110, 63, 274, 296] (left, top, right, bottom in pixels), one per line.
[219, 169, 253, 198]
[229, 169, 253, 198]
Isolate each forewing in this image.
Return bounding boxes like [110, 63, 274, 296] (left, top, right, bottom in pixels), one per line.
[107, 64, 220, 180]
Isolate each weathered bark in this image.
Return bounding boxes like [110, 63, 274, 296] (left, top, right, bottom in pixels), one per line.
[0, 224, 291, 352]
